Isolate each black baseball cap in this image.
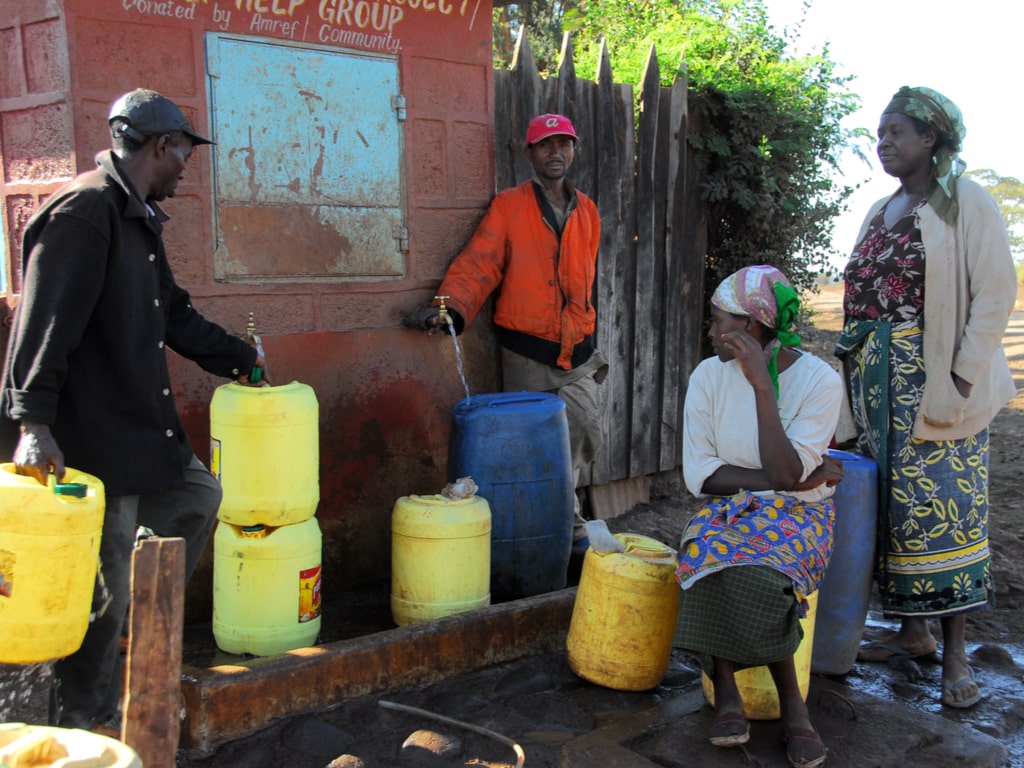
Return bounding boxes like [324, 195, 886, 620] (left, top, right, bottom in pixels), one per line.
[108, 89, 214, 145]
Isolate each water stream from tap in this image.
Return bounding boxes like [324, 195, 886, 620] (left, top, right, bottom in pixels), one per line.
[447, 324, 471, 400]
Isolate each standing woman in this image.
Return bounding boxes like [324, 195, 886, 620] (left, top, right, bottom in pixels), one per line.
[677, 265, 844, 768]
[838, 87, 1017, 708]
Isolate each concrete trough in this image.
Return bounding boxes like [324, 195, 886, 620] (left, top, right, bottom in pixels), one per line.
[178, 588, 576, 753]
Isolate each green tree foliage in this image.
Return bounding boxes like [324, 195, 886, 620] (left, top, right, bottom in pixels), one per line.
[494, 2, 571, 75]
[965, 169, 1024, 259]
[495, 0, 861, 296]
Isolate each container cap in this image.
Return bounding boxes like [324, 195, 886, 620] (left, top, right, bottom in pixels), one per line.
[54, 483, 88, 498]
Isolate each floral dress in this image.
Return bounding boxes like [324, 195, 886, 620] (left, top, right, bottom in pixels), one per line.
[836, 200, 992, 617]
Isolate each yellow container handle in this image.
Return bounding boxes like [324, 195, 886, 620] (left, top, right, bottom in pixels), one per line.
[587, 534, 679, 566]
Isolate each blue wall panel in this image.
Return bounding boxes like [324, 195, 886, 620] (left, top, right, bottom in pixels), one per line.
[207, 35, 404, 279]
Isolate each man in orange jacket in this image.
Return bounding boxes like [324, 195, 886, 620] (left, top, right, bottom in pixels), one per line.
[411, 114, 606, 546]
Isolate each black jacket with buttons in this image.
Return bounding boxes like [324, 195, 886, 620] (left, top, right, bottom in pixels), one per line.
[1, 150, 257, 495]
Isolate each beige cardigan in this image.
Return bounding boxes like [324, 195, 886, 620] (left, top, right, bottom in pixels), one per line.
[855, 178, 1017, 440]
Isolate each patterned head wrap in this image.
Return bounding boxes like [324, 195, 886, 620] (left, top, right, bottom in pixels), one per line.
[711, 265, 801, 398]
[882, 86, 966, 226]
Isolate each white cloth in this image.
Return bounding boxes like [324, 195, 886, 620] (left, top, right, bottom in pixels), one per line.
[682, 351, 843, 502]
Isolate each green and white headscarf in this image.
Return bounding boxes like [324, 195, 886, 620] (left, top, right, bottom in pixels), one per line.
[711, 265, 801, 398]
[882, 85, 966, 226]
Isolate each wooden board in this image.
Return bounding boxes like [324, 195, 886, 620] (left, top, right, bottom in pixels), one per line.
[123, 537, 186, 768]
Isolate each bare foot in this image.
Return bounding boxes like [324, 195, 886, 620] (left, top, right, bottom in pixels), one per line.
[857, 633, 938, 661]
[857, 618, 938, 662]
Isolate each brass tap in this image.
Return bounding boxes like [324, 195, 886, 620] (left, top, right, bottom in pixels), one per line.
[434, 295, 453, 326]
[243, 312, 266, 383]
[245, 313, 258, 343]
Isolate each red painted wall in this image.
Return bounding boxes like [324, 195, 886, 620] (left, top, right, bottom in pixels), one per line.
[0, 0, 502, 612]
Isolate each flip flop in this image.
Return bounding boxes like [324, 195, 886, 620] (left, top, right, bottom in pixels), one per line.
[783, 725, 828, 768]
[856, 640, 938, 662]
[708, 710, 750, 747]
[942, 669, 982, 709]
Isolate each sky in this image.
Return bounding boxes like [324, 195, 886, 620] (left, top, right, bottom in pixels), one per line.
[763, 0, 1024, 267]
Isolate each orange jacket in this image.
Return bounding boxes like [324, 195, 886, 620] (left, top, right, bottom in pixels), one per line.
[438, 179, 601, 369]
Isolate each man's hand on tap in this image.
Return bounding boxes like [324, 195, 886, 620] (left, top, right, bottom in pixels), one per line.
[406, 305, 463, 335]
[408, 306, 448, 331]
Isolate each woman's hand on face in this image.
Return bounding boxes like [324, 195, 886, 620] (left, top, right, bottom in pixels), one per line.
[790, 454, 844, 492]
[720, 329, 772, 388]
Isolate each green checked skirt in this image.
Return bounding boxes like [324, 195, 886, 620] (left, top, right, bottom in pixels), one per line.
[674, 565, 803, 675]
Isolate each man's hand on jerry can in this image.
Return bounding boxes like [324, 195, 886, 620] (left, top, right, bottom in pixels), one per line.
[13, 421, 66, 486]
[239, 355, 270, 387]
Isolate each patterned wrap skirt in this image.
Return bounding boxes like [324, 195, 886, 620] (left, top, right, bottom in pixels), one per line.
[837, 317, 993, 617]
[674, 491, 834, 669]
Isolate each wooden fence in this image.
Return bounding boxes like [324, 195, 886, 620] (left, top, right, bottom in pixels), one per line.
[493, 34, 708, 487]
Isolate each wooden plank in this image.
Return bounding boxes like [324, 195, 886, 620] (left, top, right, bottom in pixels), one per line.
[648, 77, 673, 473]
[629, 47, 662, 477]
[604, 80, 638, 486]
[679, 91, 708, 392]
[493, 70, 514, 193]
[122, 537, 186, 768]
[658, 74, 690, 472]
[508, 32, 544, 186]
[570, 57, 596, 222]
[554, 33, 578, 121]
[573, 69, 599, 487]
[592, 43, 635, 485]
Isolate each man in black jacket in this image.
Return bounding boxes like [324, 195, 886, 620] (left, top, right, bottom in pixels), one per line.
[1, 89, 264, 729]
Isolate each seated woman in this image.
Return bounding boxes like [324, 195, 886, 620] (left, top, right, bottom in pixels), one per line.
[676, 265, 844, 768]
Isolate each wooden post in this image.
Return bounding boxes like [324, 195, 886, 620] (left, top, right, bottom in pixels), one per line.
[122, 537, 186, 767]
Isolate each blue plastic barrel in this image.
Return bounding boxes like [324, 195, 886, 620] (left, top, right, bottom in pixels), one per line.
[811, 449, 878, 675]
[448, 392, 574, 600]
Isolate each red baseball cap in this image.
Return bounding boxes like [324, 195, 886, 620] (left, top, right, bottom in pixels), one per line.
[526, 113, 578, 146]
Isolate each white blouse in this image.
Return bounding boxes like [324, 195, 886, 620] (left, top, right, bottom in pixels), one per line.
[682, 350, 844, 502]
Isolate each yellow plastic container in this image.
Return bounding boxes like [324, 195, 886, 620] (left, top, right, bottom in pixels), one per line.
[210, 381, 320, 527]
[0, 723, 140, 767]
[701, 590, 819, 720]
[391, 494, 491, 626]
[566, 533, 680, 691]
[0, 464, 105, 664]
[213, 518, 322, 656]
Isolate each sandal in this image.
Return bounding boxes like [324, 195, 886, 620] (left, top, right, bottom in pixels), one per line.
[708, 710, 749, 747]
[942, 668, 982, 709]
[783, 725, 827, 768]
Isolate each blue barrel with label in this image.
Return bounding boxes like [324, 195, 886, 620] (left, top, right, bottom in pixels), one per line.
[448, 392, 573, 600]
[811, 449, 878, 675]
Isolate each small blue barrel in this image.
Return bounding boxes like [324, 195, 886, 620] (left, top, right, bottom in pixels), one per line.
[811, 449, 878, 675]
[448, 392, 573, 600]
